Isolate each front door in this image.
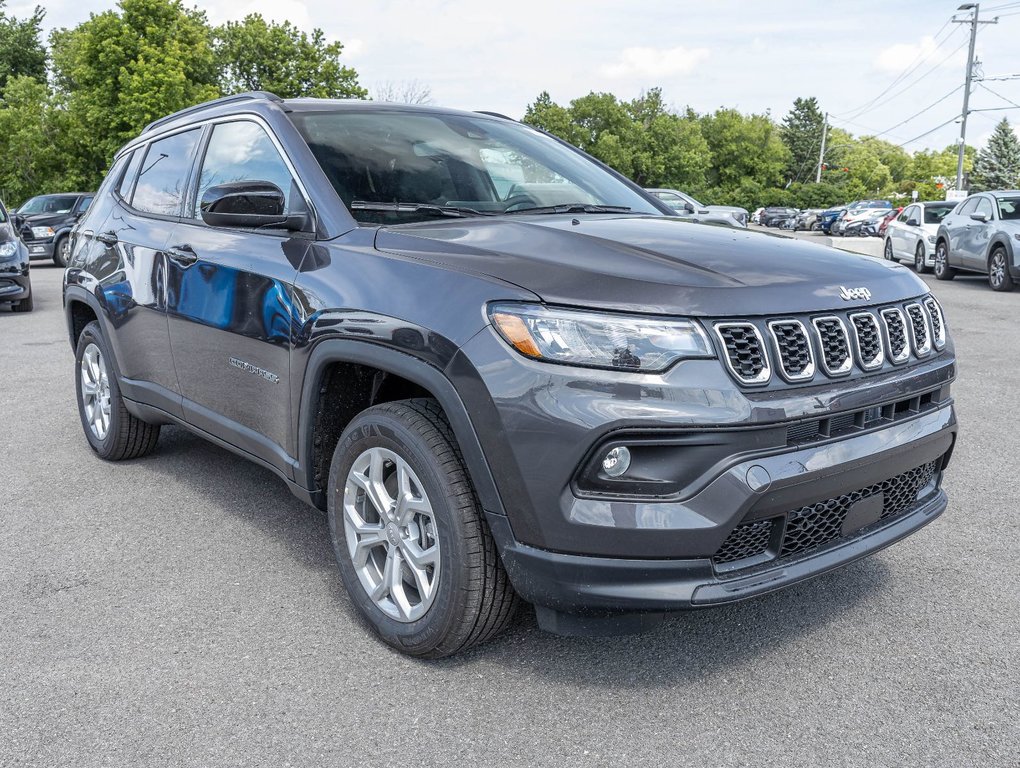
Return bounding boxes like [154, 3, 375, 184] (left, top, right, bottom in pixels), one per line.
[165, 119, 311, 470]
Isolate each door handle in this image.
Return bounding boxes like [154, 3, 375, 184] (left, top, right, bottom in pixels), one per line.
[167, 244, 198, 266]
[96, 231, 118, 246]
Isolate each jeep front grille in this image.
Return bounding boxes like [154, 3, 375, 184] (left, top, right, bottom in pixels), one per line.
[923, 296, 945, 350]
[714, 323, 770, 385]
[812, 316, 852, 376]
[849, 312, 883, 370]
[767, 320, 814, 382]
[905, 303, 931, 356]
[880, 308, 910, 363]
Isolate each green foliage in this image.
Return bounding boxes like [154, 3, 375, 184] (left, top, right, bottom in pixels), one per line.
[780, 97, 824, 182]
[214, 14, 366, 99]
[700, 108, 789, 190]
[971, 118, 1020, 191]
[0, 2, 46, 90]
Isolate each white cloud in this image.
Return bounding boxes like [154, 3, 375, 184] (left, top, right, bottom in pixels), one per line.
[873, 36, 966, 73]
[601, 46, 710, 78]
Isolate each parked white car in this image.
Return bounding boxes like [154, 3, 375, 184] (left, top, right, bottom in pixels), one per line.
[883, 201, 956, 273]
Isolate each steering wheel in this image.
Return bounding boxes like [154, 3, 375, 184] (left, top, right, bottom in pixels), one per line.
[501, 194, 540, 213]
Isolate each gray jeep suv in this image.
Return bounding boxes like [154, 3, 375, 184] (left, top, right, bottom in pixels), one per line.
[63, 92, 958, 657]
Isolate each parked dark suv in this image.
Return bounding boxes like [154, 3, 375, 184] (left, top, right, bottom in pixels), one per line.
[0, 198, 32, 312]
[63, 93, 958, 657]
[15, 192, 94, 266]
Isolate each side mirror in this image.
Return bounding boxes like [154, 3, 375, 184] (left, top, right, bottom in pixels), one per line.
[969, 212, 989, 223]
[683, 202, 696, 214]
[906, 218, 920, 227]
[200, 181, 304, 230]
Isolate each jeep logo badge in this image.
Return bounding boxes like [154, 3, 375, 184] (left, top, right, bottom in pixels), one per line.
[839, 286, 872, 301]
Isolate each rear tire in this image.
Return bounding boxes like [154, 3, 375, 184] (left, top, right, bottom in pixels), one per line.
[934, 241, 955, 281]
[914, 243, 929, 274]
[884, 239, 894, 260]
[327, 398, 519, 658]
[988, 247, 1014, 292]
[74, 321, 161, 460]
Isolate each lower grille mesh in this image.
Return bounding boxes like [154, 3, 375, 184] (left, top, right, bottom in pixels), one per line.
[713, 460, 939, 570]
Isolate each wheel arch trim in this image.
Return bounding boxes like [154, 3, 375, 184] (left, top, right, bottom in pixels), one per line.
[297, 339, 506, 516]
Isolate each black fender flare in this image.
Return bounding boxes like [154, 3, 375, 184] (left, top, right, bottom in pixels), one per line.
[987, 235, 1015, 268]
[63, 284, 109, 354]
[297, 339, 505, 517]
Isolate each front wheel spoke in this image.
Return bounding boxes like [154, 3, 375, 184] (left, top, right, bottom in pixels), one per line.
[402, 542, 437, 600]
[351, 470, 393, 520]
[81, 380, 99, 396]
[387, 550, 413, 619]
[395, 491, 430, 526]
[371, 550, 395, 602]
[352, 530, 387, 567]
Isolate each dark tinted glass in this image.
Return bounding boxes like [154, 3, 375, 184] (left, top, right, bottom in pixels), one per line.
[132, 129, 201, 216]
[118, 150, 144, 200]
[19, 195, 78, 214]
[290, 109, 660, 222]
[194, 121, 299, 220]
[923, 204, 954, 224]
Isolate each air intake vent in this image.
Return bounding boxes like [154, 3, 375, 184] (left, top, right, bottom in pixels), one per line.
[905, 303, 931, 356]
[880, 308, 910, 364]
[767, 320, 814, 382]
[923, 296, 945, 350]
[811, 316, 852, 376]
[849, 312, 883, 370]
[714, 323, 770, 385]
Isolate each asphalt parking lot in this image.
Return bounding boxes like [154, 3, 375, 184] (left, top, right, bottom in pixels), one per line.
[2, 259, 1018, 767]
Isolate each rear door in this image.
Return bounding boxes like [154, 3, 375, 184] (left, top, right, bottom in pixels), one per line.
[165, 118, 311, 469]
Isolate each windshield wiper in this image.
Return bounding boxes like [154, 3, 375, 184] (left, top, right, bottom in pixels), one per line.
[350, 201, 494, 218]
[503, 203, 634, 215]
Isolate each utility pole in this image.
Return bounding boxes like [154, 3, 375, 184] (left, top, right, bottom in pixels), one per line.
[816, 112, 829, 183]
[953, 4, 997, 191]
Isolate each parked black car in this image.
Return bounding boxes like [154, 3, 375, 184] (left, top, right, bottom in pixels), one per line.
[64, 93, 958, 657]
[0, 198, 32, 312]
[760, 206, 799, 226]
[15, 192, 94, 267]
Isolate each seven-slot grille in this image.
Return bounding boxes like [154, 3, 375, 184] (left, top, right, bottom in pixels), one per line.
[714, 323, 770, 384]
[767, 320, 814, 381]
[713, 299, 944, 386]
[849, 312, 883, 369]
[811, 316, 852, 376]
[905, 303, 931, 356]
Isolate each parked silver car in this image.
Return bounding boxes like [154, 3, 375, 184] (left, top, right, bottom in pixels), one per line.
[934, 191, 1020, 291]
[645, 188, 748, 228]
[884, 201, 956, 273]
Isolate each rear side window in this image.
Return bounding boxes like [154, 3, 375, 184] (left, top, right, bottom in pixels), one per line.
[924, 205, 953, 225]
[192, 120, 301, 220]
[132, 129, 201, 216]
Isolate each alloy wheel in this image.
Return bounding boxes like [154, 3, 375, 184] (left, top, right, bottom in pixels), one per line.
[80, 343, 111, 440]
[342, 447, 440, 622]
[990, 251, 1006, 288]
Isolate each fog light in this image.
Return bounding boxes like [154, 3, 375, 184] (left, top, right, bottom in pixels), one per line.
[602, 446, 631, 477]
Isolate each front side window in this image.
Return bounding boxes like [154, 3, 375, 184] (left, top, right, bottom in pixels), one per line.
[975, 196, 994, 219]
[132, 129, 201, 217]
[897, 207, 912, 223]
[193, 120, 301, 220]
[957, 198, 979, 216]
[289, 109, 661, 223]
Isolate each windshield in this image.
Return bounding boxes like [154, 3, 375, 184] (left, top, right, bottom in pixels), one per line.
[290, 109, 661, 223]
[18, 195, 79, 215]
[998, 197, 1020, 221]
[924, 204, 954, 224]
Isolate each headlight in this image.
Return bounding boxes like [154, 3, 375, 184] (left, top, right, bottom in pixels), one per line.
[0, 241, 16, 258]
[927, 234, 936, 244]
[488, 303, 713, 372]
[31, 226, 55, 239]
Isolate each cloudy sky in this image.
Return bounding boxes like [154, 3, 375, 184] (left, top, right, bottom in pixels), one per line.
[15, 0, 1020, 151]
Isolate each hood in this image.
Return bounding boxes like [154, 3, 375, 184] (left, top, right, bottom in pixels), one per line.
[374, 214, 928, 316]
[19, 212, 71, 228]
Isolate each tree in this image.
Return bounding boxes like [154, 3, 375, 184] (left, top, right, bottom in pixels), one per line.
[215, 14, 365, 99]
[50, 0, 221, 188]
[780, 97, 825, 183]
[0, 2, 46, 90]
[700, 108, 789, 190]
[373, 79, 432, 104]
[971, 118, 1020, 191]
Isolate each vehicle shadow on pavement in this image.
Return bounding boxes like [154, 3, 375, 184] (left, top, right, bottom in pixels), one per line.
[146, 425, 890, 686]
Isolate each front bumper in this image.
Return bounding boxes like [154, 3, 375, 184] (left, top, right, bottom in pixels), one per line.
[23, 239, 54, 260]
[0, 265, 30, 302]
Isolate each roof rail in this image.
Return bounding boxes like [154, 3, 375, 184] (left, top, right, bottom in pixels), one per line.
[475, 110, 515, 121]
[142, 91, 283, 134]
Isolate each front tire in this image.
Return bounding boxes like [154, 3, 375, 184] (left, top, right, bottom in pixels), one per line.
[74, 321, 161, 460]
[934, 241, 956, 281]
[11, 289, 33, 312]
[914, 243, 929, 274]
[327, 399, 519, 658]
[989, 247, 1014, 292]
[53, 235, 70, 268]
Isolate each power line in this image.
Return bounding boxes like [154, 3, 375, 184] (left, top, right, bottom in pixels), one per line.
[895, 115, 963, 148]
[983, 0, 1020, 11]
[869, 85, 964, 139]
[832, 20, 959, 120]
[979, 82, 1020, 110]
